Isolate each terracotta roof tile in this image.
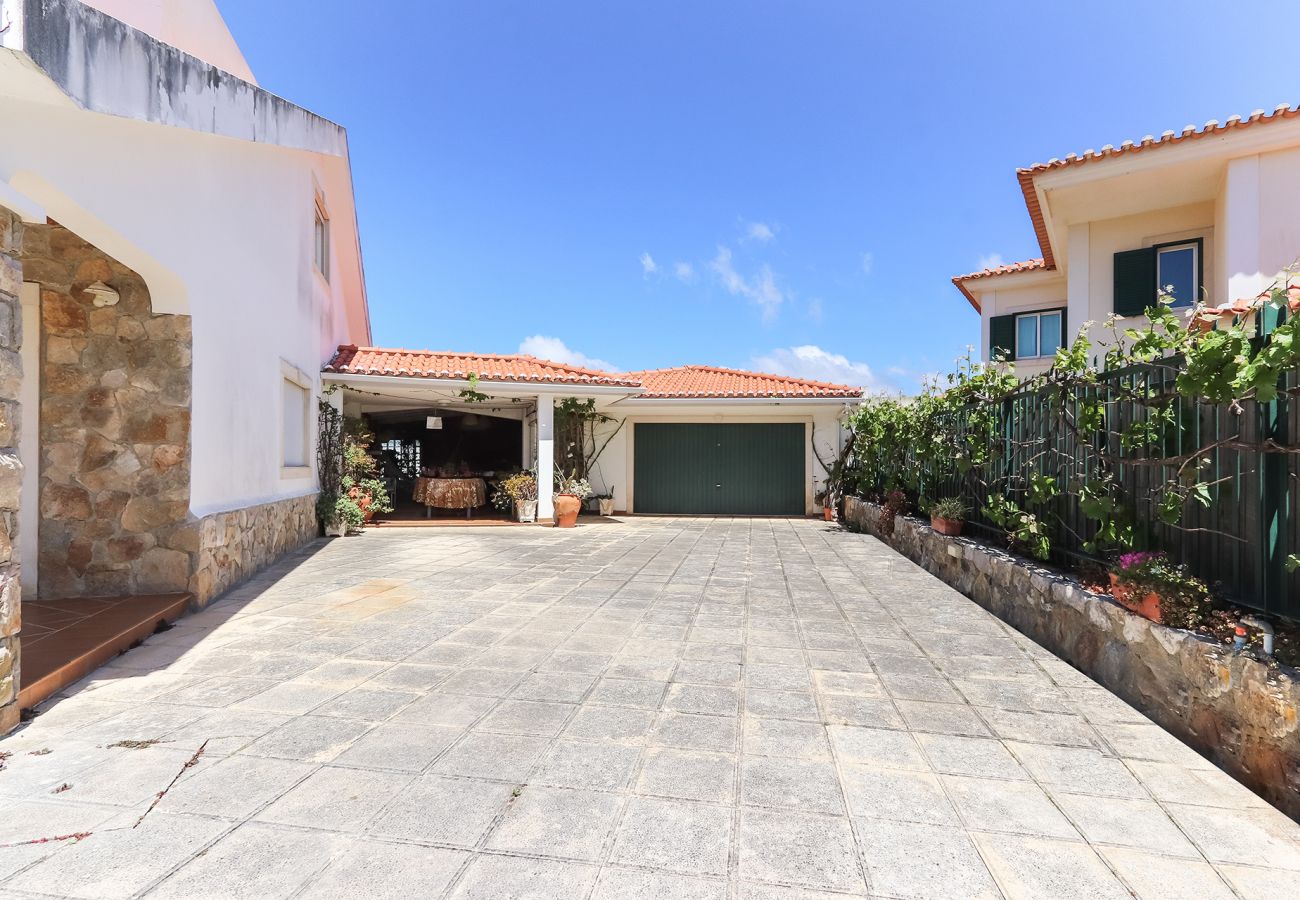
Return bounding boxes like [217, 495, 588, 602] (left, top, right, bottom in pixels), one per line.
[625, 365, 863, 399]
[323, 346, 641, 387]
[950, 258, 1048, 312]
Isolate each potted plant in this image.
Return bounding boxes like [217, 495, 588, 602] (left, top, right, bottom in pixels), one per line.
[929, 497, 967, 537]
[317, 491, 346, 537]
[1109, 551, 1209, 627]
[591, 487, 615, 516]
[815, 489, 835, 521]
[553, 469, 592, 528]
[502, 471, 539, 522]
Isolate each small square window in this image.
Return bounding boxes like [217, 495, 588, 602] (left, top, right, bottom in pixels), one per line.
[1157, 243, 1197, 306]
[313, 198, 330, 283]
[1016, 315, 1038, 359]
[1014, 309, 1064, 359]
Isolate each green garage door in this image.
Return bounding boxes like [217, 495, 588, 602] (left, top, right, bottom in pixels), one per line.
[633, 423, 805, 515]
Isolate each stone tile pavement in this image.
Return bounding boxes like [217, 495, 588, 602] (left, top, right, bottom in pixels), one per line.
[1, 518, 1298, 899]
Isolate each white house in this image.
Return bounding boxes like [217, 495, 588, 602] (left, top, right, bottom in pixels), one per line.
[954, 105, 1300, 376]
[0, 0, 369, 721]
[323, 348, 860, 521]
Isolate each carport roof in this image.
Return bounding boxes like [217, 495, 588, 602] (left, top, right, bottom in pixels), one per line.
[323, 345, 641, 387]
[625, 365, 863, 399]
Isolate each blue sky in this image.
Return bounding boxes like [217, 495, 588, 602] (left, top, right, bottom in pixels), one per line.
[222, 0, 1295, 393]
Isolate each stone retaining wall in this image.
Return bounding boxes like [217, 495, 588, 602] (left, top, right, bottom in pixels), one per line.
[844, 496, 1300, 820]
[190, 493, 318, 606]
[0, 210, 23, 733]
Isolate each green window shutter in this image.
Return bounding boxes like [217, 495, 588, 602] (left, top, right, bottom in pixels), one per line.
[989, 314, 1016, 361]
[1114, 248, 1156, 317]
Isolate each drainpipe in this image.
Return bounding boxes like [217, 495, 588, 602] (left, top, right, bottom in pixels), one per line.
[1236, 615, 1276, 657]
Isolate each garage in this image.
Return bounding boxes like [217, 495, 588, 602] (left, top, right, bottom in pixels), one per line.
[632, 422, 806, 515]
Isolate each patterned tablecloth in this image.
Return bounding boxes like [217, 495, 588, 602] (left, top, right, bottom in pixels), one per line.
[413, 477, 487, 510]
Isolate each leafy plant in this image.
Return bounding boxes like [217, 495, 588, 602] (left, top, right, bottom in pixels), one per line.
[1111, 551, 1209, 629]
[501, 471, 539, 502]
[929, 497, 967, 521]
[555, 469, 593, 500]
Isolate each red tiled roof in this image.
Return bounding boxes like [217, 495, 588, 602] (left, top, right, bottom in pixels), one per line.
[957, 104, 1300, 309]
[323, 345, 641, 387]
[625, 365, 863, 399]
[951, 258, 1049, 312]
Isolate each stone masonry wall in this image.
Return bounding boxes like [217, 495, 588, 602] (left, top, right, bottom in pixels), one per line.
[0, 210, 23, 733]
[191, 493, 318, 606]
[844, 497, 1300, 820]
[21, 223, 194, 598]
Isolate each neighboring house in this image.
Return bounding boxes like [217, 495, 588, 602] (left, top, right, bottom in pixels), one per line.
[0, 0, 368, 724]
[323, 348, 861, 520]
[954, 105, 1300, 377]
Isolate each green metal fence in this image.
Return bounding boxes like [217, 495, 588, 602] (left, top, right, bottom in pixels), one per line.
[866, 353, 1299, 620]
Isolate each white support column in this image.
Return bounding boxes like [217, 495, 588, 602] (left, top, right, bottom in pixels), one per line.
[536, 395, 554, 519]
[1066, 222, 1091, 351]
[1224, 155, 1264, 303]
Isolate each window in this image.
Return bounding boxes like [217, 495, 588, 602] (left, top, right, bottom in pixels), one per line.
[1157, 242, 1198, 306]
[1013, 310, 1062, 359]
[282, 376, 310, 471]
[313, 196, 330, 283]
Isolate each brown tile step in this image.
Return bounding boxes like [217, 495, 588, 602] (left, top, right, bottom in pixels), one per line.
[18, 593, 192, 710]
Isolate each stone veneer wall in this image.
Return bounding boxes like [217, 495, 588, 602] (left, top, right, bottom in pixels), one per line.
[190, 493, 318, 606]
[22, 224, 193, 598]
[843, 497, 1300, 821]
[0, 210, 24, 733]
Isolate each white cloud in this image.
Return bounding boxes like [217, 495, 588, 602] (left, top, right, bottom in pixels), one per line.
[711, 246, 784, 322]
[745, 220, 776, 242]
[977, 252, 1004, 271]
[861, 252, 874, 275]
[518, 335, 617, 373]
[751, 345, 876, 393]
[674, 261, 695, 282]
[639, 252, 658, 275]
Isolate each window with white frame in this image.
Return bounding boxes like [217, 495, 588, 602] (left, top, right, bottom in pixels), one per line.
[1156, 241, 1198, 307]
[282, 374, 310, 471]
[313, 195, 330, 283]
[1015, 309, 1063, 359]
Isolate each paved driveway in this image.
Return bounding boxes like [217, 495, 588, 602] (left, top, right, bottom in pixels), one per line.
[1, 519, 1298, 899]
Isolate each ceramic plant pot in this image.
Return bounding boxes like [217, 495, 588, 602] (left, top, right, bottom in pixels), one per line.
[823, 506, 835, 522]
[1109, 574, 1165, 624]
[324, 522, 347, 537]
[516, 499, 538, 523]
[599, 498, 615, 516]
[553, 493, 582, 528]
[930, 515, 964, 537]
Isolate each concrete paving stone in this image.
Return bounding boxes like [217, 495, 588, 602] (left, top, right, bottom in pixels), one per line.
[636, 747, 736, 803]
[894, 699, 992, 737]
[431, 732, 550, 781]
[747, 647, 807, 667]
[839, 764, 958, 824]
[608, 796, 732, 876]
[941, 775, 1080, 839]
[475, 699, 576, 737]
[589, 678, 669, 709]
[486, 786, 623, 861]
[1098, 847, 1238, 899]
[855, 818, 1000, 900]
[745, 664, 811, 692]
[52, 746, 207, 808]
[447, 854, 599, 900]
[674, 660, 743, 685]
[1006, 741, 1146, 798]
[818, 694, 904, 728]
[606, 658, 677, 681]
[537, 651, 612, 674]
[1051, 792, 1199, 856]
[7, 812, 230, 900]
[309, 687, 421, 721]
[742, 718, 830, 759]
[438, 668, 526, 697]
[979, 707, 1104, 749]
[737, 808, 865, 892]
[810, 671, 884, 696]
[0, 798, 121, 845]
[741, 756, 844, 814]
[1218, 862, 1300, 900]
[298, 841, 469, 899]
[366, 774, 515, 846]
[393, 691, 497, 727]
[651, 711, 739, 752]
[746, 689, 820, 721]
[877, 674, 965, 703]
[827, 725, 929, 771]
[1125, 758, 1272, 809]
[972, 832, 1132, 900]
[804, 650, 872, 673]
[664, 684, 740, 716]
[533, 740, 641, 791]
[159, 754, 315, 819]
[234, 682, 344, 715]
[253, 764, 410, 832]
[915, 733, 1030, 780]
[241, 715, 373, 763]
[735, 881, 857, 900]
[65, 703, 209, 746]
[153, 677, 282, 708]
[0, 738, 113, 799]
[1164, 803, 1300, 870]
[147, 821, 343, 898]
[510, 672, 597, 702]
[332, 722, 462, 771]
[589, 867, 727, 900]
[1096, 722, 1213, 765]
[563, 706, 657, 744]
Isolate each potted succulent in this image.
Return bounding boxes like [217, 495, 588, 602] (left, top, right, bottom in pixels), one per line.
[929, 497, 967, 536]
[1109, 551, 1208, 628]
[553, 469, 592, 528]
[502, 471, 539, 522]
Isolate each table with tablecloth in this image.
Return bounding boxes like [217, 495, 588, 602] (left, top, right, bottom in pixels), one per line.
[413, 476, 487, 517]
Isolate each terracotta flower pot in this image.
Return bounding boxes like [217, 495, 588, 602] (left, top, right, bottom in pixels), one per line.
[1108, 573, 1165, 625]
[553, 493, 582, 528]
[823, 506, 835, 522]
[930, 515, 964, 536]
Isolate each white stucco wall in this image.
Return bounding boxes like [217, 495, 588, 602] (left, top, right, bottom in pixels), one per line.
[0, 94, 367, 517]
[588, 400, 851, 515]
[80, 0, 256, 83]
